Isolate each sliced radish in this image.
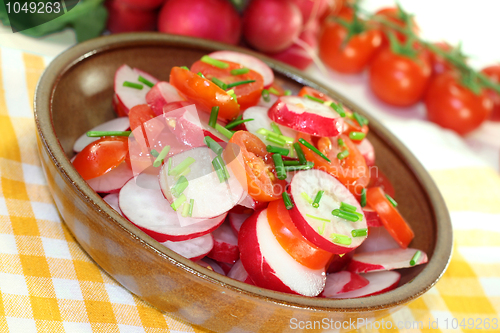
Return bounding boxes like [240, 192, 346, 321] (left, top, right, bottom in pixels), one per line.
[216, 261, 234, 275]
[257, 92, 279, 109]
[103, 193, 122, 216]
[119, 173, 225, 242]
[146, 81, 184, 116]
[161, 233, 214, 261]
[197, 257, 226, 275]
[209, 50, 274, 87]
[326, 251, 354, 273]
[327, 271, 401, 299]
[86, 161, 133, 193]
[73, 117, 130, 153]
[268, 96, 344, 137]
[239, 209, 326, 296]
[207, 220, 239, 264]
[321, 271, 369, 297]
[347, 248, 428, 274]
[242, 106, 297, 144]
[114, 65, 159, 115]
[227, 259, 254, 284]
[228, 212, 251, 234]
[355, 226, 400, 254]
[356, 138, 375, 167]
[289, 169, 368, 254]
[364, 208, 382, 227]
[237, 193, 266, 211]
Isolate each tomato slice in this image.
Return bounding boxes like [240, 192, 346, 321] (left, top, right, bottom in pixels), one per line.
[73, 136, 128, 181]
[224, 131, 286, 202]
[268, 200, 333, 269]
[129, 104, 156, 131]
[368, 166, 395, 198]
[298, 86, 333, 102]
[191, 60, 264, 111]
[169, 66, 240, 120]
[366, 187, 414, 248]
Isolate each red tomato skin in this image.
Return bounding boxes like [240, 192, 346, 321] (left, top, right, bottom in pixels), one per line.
[369, 47, 431, 107]
[424, 72, 492, 135]
[374, 7, 419, 47]
[428, 42, 456, 76]
[481, 65, 500, 121]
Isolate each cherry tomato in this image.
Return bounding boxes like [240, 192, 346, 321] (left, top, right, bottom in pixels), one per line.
[224, 131, 287, 202]
[369, 47, 431, 106]
[169, 66, 240, 120]
[73, 137, 129, 180]
[128, 104, 156, 131]
[427, 42, 459, 76]
[368, 166, 395, 198]
[190, 60, 264, 111]
[424, 71, 492, 135]
[267, 200, 332, 269]
[374, 7, 419, 47]
[481, 65, 500, 121]
[366, 187, 414, 248]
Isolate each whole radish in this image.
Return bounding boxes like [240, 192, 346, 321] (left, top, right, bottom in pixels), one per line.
[243, 0, 303, 53]
[117, 0, 165, 10]
[106, 0, 157, 33]
[289, 0, 331, 25]
[158, 0, 241, 45]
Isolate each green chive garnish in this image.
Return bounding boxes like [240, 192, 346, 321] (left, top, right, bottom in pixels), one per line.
[301, 192, 313, 204]
[231, 68, 250, 75]
[351, 228, 368, 237]
[123, 81, 143, 90]
[227, 80, 256, 89]
[227, 89, 238, 102]
[201, 55, 229, 69]
[167, 157, 172, 173]
[353, 211, 364, 221]
[197, 72, 206, 79]
[298, 138, 331, 162]
[385, 194, 398, 207]
[266, 145, 289, 155]
[330, 233, 352, 245]
[410, 250, 422, 266]
[349, 131, 366, 141]
[304, 94, 325, 103]
[330, 102, 346, 117]
[284, 90, 292, 96]
[293, 143, 307, 165]
[337, 138, 345, 147]
[282, 192, 294, 210]
[268, 87, 280, 95]
[306, 214, 330, 223]
[283, 160, 300, 166]
[270, 122, 282, 135]
[360, 188, 367, 208]
[150, 149, 159, 158]
[261, 89, 270, 102]
[171, 176, 189, 197]
[225, 118, 253, 130]
[266, 135, 286, 146]
[138, 75, 154, 88]
[353, 112, 368, 127]
[212, 155, 228, 183]
[215, 123, 234, 139]
[188, 199, 194, 217]
[170, 157, 196, 177]
[171, 194, 187, 211]
[153, 145, 171, 168]
[340, 202, 357, 213]
[318, 222, 326, 235]
[284, 161, 314, 172]
[181, 202, 190, 217]
[209, 106, 219, 128]
[332, 209, 359, 222]
[174, 167, 191, 180]
[211, 77, 228, 90]
[337, 150, 349, 160]
[180, 66, 189, 70]
[312, 190, 324, 208]
[272, 154, 286, 180]
[204, 136, 223, 155]
[86, 131, 131, 137]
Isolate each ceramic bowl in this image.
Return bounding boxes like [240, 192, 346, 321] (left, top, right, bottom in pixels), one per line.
[34, 33, 452, 333]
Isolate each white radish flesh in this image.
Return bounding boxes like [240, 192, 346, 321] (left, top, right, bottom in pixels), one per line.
[161, 233, 214, 261]
[197, 257, 226, 275]
[171, 104, 229, 143]
[114, 65, 159, 115]
[355, 226, 400, 254]
[228, 213, 250, 234]
[347, 248, 428, 273]
[242, 106, 297, 144]
[103, 193, 122, 216]
[321, 271, 369, 297]
[328, 271, 401, 299]
[227, 259, 253, 284]
[86, 161, 133, 193]
[356, 138, 375, 167]
[73, 117, 130, 153]
[207, 220, 240, 264]
[257, 92, 279, 109]
[146, 81, 184, 115]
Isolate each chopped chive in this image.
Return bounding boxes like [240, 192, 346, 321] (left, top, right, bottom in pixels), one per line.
[282, 192, 294, 210]
[188, 199, 194, 217]
[304, 94, 325, 103]
[266, 135, 286, 146]
[230, 67, 250, 75]
[123, 81, 143, 90]
[86, 131, 131, 137]
[167, 157, 173, 174]
[171, 176, 189, 197]
[301, 192, 313, 204]
[351, 228, 368, 237]
[197, 72, 206, 79]
[280, 135, 294, 144]
[284, 161, 314, 172]
[215, 123, 234, 139]
[410, 250, 422, 266]
[353, 112, 369, 127]
[171, 194, 187, 211]
[330, 233, 352, 245]
[201, 55, 229, 69]
[174, 166, 191, 180]
[332, 209, 359, 222]
[209, 106, 219, 128]
[385, 194, 398, 207]
[340, 201, 357, 213]
[266, 145, 289, 155]
[318, 222, 326, 235]
[227, 89, 238, 102]
[222, 162, 230, 180]
[257, 128, 293, 144]
[284, 90, 292, 96]
[150, 149, 159, 157]
[211, 77, 228, 90]
[306, 214, 330, 222]
[337, 138, 345, 147]
[180, 66, 189, 70]
[312, 190, 324, 208]
[298, 138, 331, 163]
[354, 211, 364, 221]
[170, 157, 196, 177]
[272, 154, 286, 180]
[227, 80, 256, 89]
[212, 156, 228, 183]
[283, 160, 300, 166]
[360, 188, 367, 208]
[270, 122, 282, 135]
[204, 136, 223, 155]
[337, 150, 349, 160]
[268, 87, 280, 95]
[153, 145, 171, 167]
[138, 75, 154, 88]
[181, 202, 190, 217]
[225, 118, 253, 130]
[293, 142, 307, 165]
[349, 131, 366, 140]
[330, 102, 346, 117]
[261, 89, 270, 102]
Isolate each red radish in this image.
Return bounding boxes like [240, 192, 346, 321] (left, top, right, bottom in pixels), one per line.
[237, 194, 267, 211]
[228, 213, 251, 235]
[289, 169, 368, 254]
[208, 51, 275, 87]
[321, 271, 369, 297]
[356, 138, 375, 167]
[257, 91, 279, 109]
[197, 257, 226, 275]
[243, 106, 297, 144]
[161, 233, 214, 261]
[146, 82, 185, 116]
[118, 0, 165, 10]
[106, 0, 157, 34]
[207, 221, 239, 264]
[354, 226, 400, 254]
[227, 259, 254, 285]
[119, 173, 225, 242]
[114, 65, 158, 116]
[326, 251, 354, 273]
[103, 193, 122, 216]
[243, 0, 303, 53]
[347, 248, 428, 273]
[238, 209, 326, 296]
[158, 0, 241, 45]
[73, 117, 130, 153]
[289, 0, 331, 25]
[268, 96, 344, 137]
[86, 161, 133, 194]
[327, 271, 401, 298]
[363, 208, 382, 227]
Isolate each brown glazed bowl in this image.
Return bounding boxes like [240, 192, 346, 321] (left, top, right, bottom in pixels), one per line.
[34, 33, 452, 333]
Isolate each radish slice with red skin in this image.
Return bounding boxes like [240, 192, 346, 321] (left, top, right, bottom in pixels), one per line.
[237, 193, 266, 211]
[215, 260, 234, 275]
[119, 174, 225, 242]
[355, 226, 400, 254]
[146, 81, 184, 116]
[326, 251, 354, 274]
[289, 169, 368, 254]
[227, 259, 254, 284]
[170, 105, 228, 143]
[243, 106, 297, 145]
[86, 161, 133, 194]
[209, 51, 274, 87]
[114, 65, 159, 115]
[327, 271, 401, 299]
[268, 96, 344, 137]
[103, 193, 122, 216]
[197, 257, 226, 275]
[321, 271, 369, 297]
[207, 221, 240, 264]
[161, 233, 214, 261]
[364, 208, 382, 227]
[228, 213, 251, 234]
[356, 138, 375, 167]
[257, 92, 279, 109]
[347, 248, 428, 273]
[73, 117, 130, 153]
[239, 209, 326, 296]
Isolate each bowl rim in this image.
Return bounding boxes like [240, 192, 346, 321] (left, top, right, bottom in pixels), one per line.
[34, 32, 453, 312]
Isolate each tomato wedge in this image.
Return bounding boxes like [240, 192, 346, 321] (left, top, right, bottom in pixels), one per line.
[129, 104, 156, 131]
[298, 86, 333, 102]
[268, 200, 333, 269]
[72, 136, 128, 181]
[190, 60, 264, 111]
[169, 66, 240, 120]
[366, 187, 414, 248]
[224, 131, 286, 202]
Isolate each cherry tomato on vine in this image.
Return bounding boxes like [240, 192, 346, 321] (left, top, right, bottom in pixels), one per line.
[481, 65, 500, 121]
[373, 6, 418, 46]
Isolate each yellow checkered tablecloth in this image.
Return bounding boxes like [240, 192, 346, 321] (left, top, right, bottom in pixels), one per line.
[0, 45, 499, 333]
